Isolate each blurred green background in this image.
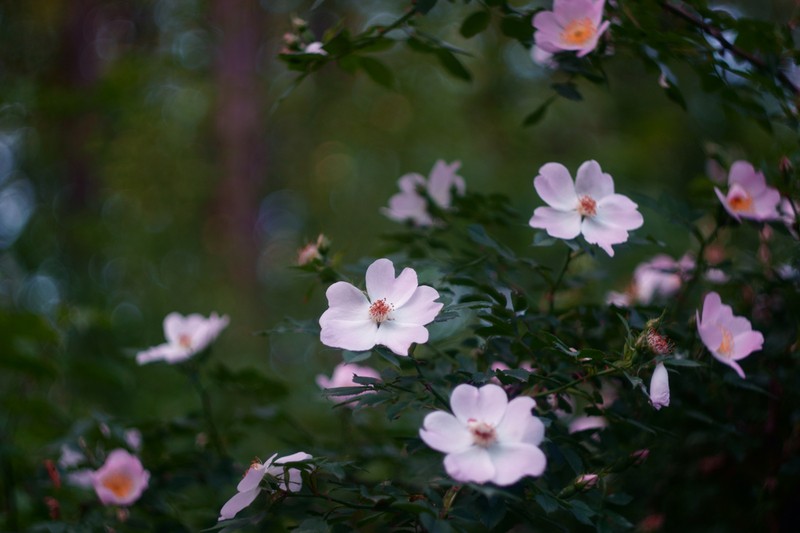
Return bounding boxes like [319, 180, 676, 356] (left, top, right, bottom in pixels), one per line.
[0, 0, 798, 528]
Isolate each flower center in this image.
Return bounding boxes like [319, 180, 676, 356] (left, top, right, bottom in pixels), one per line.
[178, 334, 192, 349]
[561, 18, 597, 46]
[467, 418, 497, 448]
[101, 472, 134, 499]
[728, 190, 753, 212]
[577, 195, 597, 217]
[368, 298, 393, 323]
[717, 327, 733, 357]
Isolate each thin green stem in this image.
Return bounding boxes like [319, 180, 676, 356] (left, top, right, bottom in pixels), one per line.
[408, 355, 450, 410]
[529, 367, 619, 399]
[548, 247, 576, 314]
[186, 369, 227, 459]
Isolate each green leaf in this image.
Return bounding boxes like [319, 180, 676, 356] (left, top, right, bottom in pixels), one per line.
[460, 11, 491, 39]
[524, 96, 556, 126]
[358, 56, 394, 88]
[435, 49, 472, 81]
[415, 0, 438, 15]
[500, 15, 534, 44]
[569, 499, 595, 525]
[535, 493, 560, 513]
[294, 517, 331, 533]
[343, 350, 372, 363]
[552, 82, 583, 101]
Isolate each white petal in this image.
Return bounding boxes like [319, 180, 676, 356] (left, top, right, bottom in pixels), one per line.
[443, 447, 495, 484]
[237, 463, 268, 492]
[374, 321, 428, 355]
[323, 282, 370, 315]
[420, 411, 473, 453]
[162, 312, 186, 344]
[534, 163, 578, 210]
[392, 286, 443, 326]
[495, 396, 537, 444]
[595, 194, 644, 231]
[574, 160, 614, 200]
[450, 384, 508, 426]
[648, 363, 670, 410]
[488, 443, 547, 485]
[218, 487, 261, 521]
[386, 267, 420, 308]
[320, 317, 378, 352]
[529, 207, 582, 239]
[365, 258, 396, 301]
[427, 160, 463, 208]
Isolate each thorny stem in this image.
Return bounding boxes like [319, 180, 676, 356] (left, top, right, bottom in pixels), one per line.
[409, 355, 450, 410]
[660, 1, 800, 95]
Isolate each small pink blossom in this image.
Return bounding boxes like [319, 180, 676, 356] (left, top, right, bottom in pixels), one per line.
[90, 449, 149, 506]
[697, 292, 763, 379]
[576, 473, 599, 490]
[714, 161, 781, 222]
[382, 160, 465, 226]
[319, 258, 443, 356]
[297, 234, 329, 265]
[529, 160, 643, 256]
[648, 363, 670, 410]
[316, 363, 381, 404]
[533, 0, 610, 57]
[136, 312, 229, 365]
[219, 452, 311, 521]
[419, 384, 546, 486]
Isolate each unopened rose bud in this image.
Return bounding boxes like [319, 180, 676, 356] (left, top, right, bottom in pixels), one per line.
[646, 329, 674, 356]
[631, 448, 650, 466]
[779, 156, 793, 176]
[575, 473, 599, 490]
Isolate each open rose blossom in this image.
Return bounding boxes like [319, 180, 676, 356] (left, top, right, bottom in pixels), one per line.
[648, 363, 670, 410]
[529, 160, 643, 256]
[316, 363, 381, 404]
[319, 258, 443, 356]
[90, 449, 149, 506]
[697, 292, 764, 379]
[533, 0, 610, 57]
[714, 161, 780, 222]
[419, 384, 546, 486]
[219, 452, 312, 521]
[136, 312, 229, 365]
[382, 160, 465, 226]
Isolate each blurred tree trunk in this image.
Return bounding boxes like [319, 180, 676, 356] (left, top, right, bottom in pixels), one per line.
[211, 0, 265, 291]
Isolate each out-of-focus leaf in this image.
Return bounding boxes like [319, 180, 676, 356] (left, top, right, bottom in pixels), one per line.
[435, 49, 472, 81]
[358, 56, 395, 88]
[460, 11, 491, 39]
[524, 96, 556, 126]
[552, 82, 582, 101]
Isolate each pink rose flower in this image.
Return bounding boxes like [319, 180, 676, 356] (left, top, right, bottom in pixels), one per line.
[529, 160, 643, 256]
[90, 449, 149, 506]
[316, 363, 381, 404]
[696, 292, 764, 379]
[136, 312, 229, 365]
[533, 0, 610, 57]
[218, 452, 311, 521]
[382, 160, 465, 226]
[419, 384, 546, 486]
[319, 258, 443, 356]
[713, 161, 781, 221]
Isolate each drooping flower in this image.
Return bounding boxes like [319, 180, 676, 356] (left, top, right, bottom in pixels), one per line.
[219, 452, 311, 521]
[316, 363, 381, 404]
[648, 363, 670, 410]
[696, 292, 764, 379]
[90, 449, 150, 506]
[529, 160, 643, 256]
[319, 258, 443, 356]
[382, 160, 465, 227]
[713, 161, 781, 222]
[136, 312, 229, 365]
[419, 384, 546, 486]
[533, 0, 610, 57]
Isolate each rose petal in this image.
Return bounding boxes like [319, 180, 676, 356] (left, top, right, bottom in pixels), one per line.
[450, 384, 508, 426]
[529, 207, 582, 239]
[443, 447, 495, 484]
[218, 487, 261, 521]
[534, 163, 579, 210]
[488, 443, 547, 485]
[419, 411, 473, 453]
[575, 160, 614, 200]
